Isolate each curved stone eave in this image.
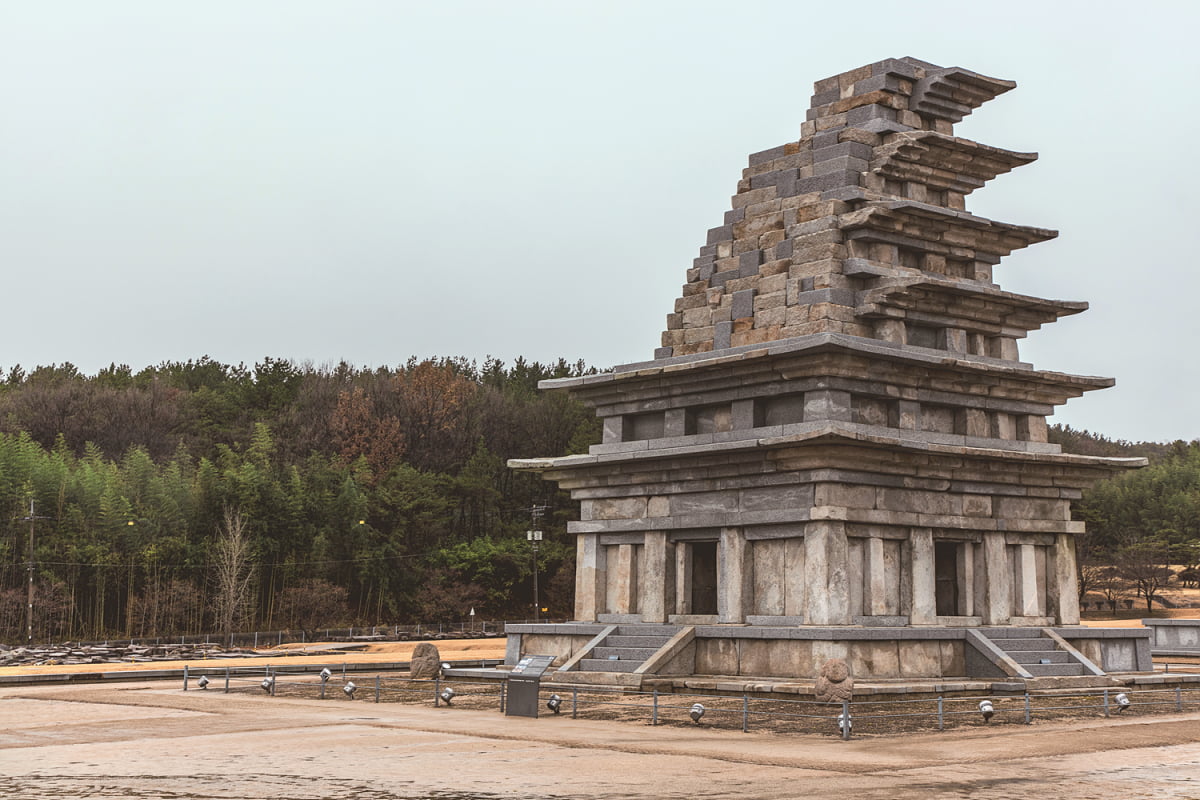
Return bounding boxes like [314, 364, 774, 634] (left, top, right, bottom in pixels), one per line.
[856, 276, 1088, 331]
[871, 130, 1038, 193]
[539, 332, 1115, 405]
[509, 424, 1147, 476]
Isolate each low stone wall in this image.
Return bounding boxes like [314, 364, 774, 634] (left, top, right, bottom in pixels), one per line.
[1063, 627, 1152, 672]
[690, 627, 965, 679]
[507, 624, 1152, 679]
[1142, 619, 1200, 654]
[504, 624, 608, 667]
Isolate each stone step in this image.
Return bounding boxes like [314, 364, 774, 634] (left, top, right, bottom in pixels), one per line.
[994, 638, 1056, 651]
[592, 646, 659, 661]
[1013, 651, 1073, 665]
[604, 635, 673, 649]
[1023, 663, 1085, 677]
[547, 671, 644, 688]
[579, 658, 641, 673]
[981, 628, 1051, 639]
[613, 625, 680, 637]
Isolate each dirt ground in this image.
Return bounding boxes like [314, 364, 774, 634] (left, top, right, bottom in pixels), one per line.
[0, 638, 509, 678]
[5, 679, 1200, 799]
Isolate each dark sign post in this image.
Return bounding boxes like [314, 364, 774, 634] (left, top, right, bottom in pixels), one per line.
[505, 655, 556, 718]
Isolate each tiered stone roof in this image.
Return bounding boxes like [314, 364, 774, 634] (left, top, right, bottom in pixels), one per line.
[658, 57, 1071, 366]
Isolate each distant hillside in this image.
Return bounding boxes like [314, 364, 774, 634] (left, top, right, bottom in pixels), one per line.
[1049, 424, 1179, 461]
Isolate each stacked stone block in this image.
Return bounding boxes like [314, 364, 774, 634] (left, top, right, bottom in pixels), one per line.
[659, 56, 1065, 366]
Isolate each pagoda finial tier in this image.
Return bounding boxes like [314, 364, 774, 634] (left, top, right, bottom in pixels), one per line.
[660, 59, 1064, 362]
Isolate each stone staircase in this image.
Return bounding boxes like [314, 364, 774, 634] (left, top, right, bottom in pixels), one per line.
[980, 628, 1087, 677]
[575, 625, 680, 674]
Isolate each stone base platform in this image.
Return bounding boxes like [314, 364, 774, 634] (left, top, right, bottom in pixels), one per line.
[506, 623, 1153, 688]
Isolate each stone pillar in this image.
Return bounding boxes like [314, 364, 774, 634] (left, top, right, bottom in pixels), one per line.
[957, 541, 975, 617]
[909, 527, 936, 625]
[804, 521, 850, 624]
[944, 327, 968, 353]
[998, 337, 1020, 361]
[601, 415, 625, 444]
[981, 532, 1011, 625]
[783, 537, 807, 617]
[1019, 544, 1040, 617]
[875, 318, 905, 344]
[1052, 533, 1081, 624]
[575, 534, 606, 621]
[664, 408, 687, 438]
[612, 544, 636, 615]
[962, 408, 989, 438]
[865, 536, 888, 617]
[639, 532, 674, 623]
[804, 390, 852, 423]
[731, 399, 757, 430]
[674, 542, 692, 616]
[718, 527, 749, 623]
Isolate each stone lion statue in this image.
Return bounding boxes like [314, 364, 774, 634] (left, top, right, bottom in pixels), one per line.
[813, 658, 853, 703]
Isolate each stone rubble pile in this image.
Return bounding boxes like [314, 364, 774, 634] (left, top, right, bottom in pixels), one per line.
[0, 642, 260, 667]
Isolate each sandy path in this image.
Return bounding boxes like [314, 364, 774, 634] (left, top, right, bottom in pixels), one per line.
[4, 680, 1200, 799]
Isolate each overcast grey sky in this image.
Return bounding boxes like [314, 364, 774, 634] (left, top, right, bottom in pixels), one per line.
[2, 1, 1196, 443]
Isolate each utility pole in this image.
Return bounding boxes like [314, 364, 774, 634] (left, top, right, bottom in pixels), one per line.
[19, 499, 49, 646]
[527, 504, 548, 622]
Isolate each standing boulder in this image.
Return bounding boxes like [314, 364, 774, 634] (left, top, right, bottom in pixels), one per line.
[813, 658, 854, 703]
[409, 642, 443, 679]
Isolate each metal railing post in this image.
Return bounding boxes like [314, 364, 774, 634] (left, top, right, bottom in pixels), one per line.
[183, 665, 189, 691]
[841, 700, 851, 740]
[1103, 688, 1110, 717]
[652, 689, 658, 726]
[225, 665, 230, 693]
[572, 688, 578, 719]
[435, 676, 441, 707]
[742, 694, 749, 733]
[375, 675, 381, 704]
[1178, 685, 1184, 712]
[1023, 692, 1031, 724]
[937, 696, 943, 731]
[499, 680, 506, 713]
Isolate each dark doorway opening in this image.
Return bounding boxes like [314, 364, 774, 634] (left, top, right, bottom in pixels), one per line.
[934, 541, 960, 617]
[690, 541, 719, 615]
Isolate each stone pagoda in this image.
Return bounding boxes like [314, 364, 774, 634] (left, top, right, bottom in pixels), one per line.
[508, 58, 1149, 685]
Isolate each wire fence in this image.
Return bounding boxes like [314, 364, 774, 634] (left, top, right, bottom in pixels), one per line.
[181, 664, 1200, 739]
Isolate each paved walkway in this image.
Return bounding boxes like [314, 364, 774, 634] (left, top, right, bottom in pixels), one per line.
[4, 680, 1200, 798]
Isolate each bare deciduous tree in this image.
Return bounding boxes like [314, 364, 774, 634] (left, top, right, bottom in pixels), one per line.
[212, 506, 254, 645]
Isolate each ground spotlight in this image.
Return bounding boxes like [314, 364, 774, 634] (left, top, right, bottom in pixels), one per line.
[546, 694, 562, 714]
[441, 662, 452, 672]
[689, 703, 705, 723]
[440, 687, 456, 706]
[1115, 692, 1131, 713]
[197, 675, 210, 690]
[319, 668, 332, 682]
[260, 676, 275, 693]
[342, 681, 357, 698]
[979, 700, 994, 722]
[837, 712, 852, 734]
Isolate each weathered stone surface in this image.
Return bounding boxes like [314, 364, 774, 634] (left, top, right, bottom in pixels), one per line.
[813, 658, 854, 702]
[409, 642, 442, 679]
